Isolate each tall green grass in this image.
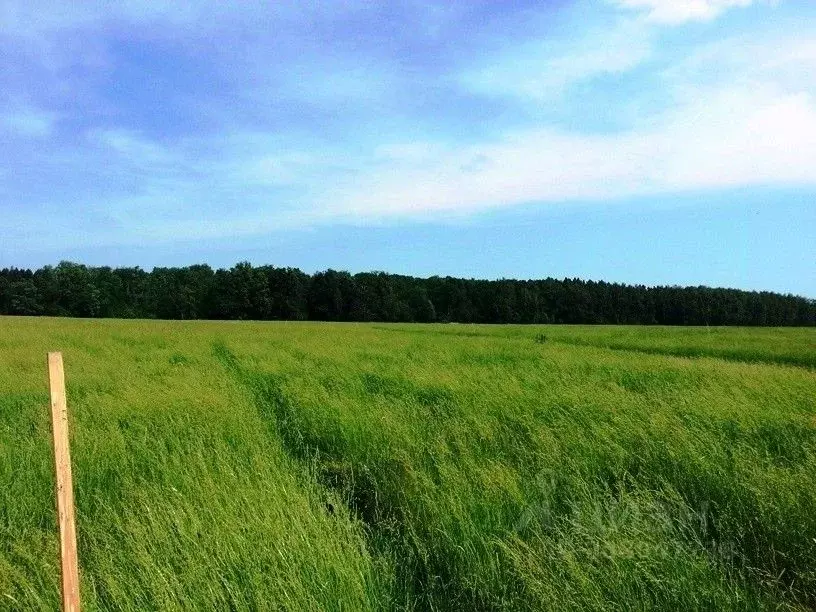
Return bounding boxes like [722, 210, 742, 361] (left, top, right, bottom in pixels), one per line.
[529, 325, 816, 369]
[1, 318, 814, 610]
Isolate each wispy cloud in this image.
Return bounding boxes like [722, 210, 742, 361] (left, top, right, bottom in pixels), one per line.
[316, 92, 814, 219]
[1, 108, 57, 137]
[461, 20, 653, 101]
[89, 129, 174, 164]
[612, 0, 769, 24]
[320, 31, 816, 220]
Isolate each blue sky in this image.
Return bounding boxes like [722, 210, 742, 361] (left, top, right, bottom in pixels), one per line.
[1, 0, 815, 296]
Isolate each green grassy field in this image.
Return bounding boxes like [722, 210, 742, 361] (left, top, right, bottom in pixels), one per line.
[1, 317, 814, 611]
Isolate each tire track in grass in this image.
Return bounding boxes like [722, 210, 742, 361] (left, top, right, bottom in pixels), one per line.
[213, 340, 307, 458]
[212, 341, 396, 528]
[212, 340, 498, 610]
[212, 340, 401, 608]
[542, 337, 816, 370]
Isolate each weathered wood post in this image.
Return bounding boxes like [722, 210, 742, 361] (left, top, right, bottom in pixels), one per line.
[48, 352, 81, 612]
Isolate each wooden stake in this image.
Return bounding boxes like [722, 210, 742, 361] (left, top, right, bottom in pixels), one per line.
[48, 352, 81, 612]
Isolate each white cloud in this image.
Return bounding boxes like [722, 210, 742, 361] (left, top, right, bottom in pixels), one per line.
[240, 152, 322, 186]
[318, 81, 816, 220]
[353, 25, 815, 224]
[89, 129, 173, 164]
[463, 0, 783, 103]
[661, 35, 816, 96]
[462, 21, 653, 100]
[1, 108, 57, 137]
[613, 0, 770, 24]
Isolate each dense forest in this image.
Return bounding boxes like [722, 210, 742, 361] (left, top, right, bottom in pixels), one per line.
[0, 261, 813, 325]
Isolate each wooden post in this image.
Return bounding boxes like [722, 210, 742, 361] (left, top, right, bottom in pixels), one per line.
[48, 352, 81, 612]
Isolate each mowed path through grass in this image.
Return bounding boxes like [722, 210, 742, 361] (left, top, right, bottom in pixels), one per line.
[1, 318, 814, 610]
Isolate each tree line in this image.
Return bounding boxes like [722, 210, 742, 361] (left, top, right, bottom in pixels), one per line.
[0, 261, 813, 325]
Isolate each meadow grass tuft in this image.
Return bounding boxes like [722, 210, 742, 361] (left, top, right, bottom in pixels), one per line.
[1, 317, 814, 610]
